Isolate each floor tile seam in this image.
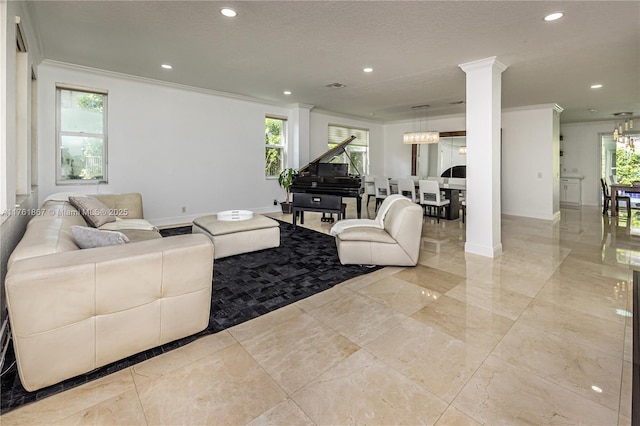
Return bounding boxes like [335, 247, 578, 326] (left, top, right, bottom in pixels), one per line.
[476, 353, 621, 422]
[617, 325, 635, 417]
[544, 270, 632, 289]
[441, 284, 533, 322]
[230, 340, 291, 417]
[353, 278, 438, 317]
[429, 341, 508, 425]
[284, 398, 319, 426]
[617, 364, 631, 420]
[492, 324, 624, 402]
[227, 306, 310, 344]
[303, 290, 408, 341]
[127, 332, 240, 389]
[52, 368, 148, 426]
[130, 377, 151, 426]
[488, 347, 623, 414]
[516, 303, 626, 355]
[508, 311, 627, 367]
[537, 281, 632, 309]
[235, 323, 362, 399]
[532, 291, 628, 326]
[357, 346, 452, 408]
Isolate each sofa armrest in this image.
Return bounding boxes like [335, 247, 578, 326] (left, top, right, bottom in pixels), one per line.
[335, 227, 396, 244]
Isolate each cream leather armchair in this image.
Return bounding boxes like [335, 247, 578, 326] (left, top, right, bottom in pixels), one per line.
[331, 195, 423, 266]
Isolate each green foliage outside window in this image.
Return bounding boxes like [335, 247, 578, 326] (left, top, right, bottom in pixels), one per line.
[77, 93, 104, 112]
[615, 149, 640, 184]
[59, 90, 106, 181]
[265, 117, 285, 177]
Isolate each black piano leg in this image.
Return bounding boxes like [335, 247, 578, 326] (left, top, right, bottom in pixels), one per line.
[357, 197, 362, 219]
[321, 213, 336, 223]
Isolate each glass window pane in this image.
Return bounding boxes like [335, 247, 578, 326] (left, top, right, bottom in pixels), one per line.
[265, 147, 282, 176]
[265, 118, 283, 146]
[60, 135, 104, 180]
[60, 90, 104, 134]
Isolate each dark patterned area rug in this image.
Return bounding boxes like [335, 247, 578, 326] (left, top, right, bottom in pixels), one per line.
[0, 220, 381, 414]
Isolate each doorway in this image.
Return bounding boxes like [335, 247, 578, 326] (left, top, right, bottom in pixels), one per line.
[601, 131, 640, 207]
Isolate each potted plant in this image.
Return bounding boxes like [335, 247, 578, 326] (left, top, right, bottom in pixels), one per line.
[278, 168, 297, 214]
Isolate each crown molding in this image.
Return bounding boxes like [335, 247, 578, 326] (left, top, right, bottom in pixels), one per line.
[41, 59, 290, 108]
[503, 103, 564, 114]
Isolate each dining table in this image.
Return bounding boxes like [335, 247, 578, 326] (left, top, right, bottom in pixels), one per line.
[610, 183, 640, 216]
[389, 178, 466, 220]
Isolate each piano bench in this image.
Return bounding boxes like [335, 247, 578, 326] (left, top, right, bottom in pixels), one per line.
[292, 193, 347, 226]
[192, 214, 280, 259]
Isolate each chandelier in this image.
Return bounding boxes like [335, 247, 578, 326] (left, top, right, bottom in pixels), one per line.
[613, 112, 633, 146]
[403, 105, 440, 144]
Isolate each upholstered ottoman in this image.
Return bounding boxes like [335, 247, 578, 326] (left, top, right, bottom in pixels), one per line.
[192, 212, 280, 259]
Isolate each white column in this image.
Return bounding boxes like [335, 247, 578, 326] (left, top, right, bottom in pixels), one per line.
[459, 57, 507, 258]
[289, 103, 313, 170]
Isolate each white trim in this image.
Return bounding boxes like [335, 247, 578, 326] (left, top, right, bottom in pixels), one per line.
[43, 59, 284, 108]
[55, 82, 108, 95]
[503, 103, 564, 114]
[312, 107, 382, 124]
[465, 241, 503, 258]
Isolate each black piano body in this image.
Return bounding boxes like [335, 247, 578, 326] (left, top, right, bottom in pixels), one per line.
[290, 135, 364, 221]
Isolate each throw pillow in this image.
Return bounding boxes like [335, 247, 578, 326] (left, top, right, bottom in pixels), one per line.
[71, 226, 129, 249]
[68, 196, 116, 228]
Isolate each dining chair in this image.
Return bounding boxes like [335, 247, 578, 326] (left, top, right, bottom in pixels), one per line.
[601, 178, 630, 217]
[363, 175, 377, 211]
[461, 200, 466, 224]
[397, 178, 417, 203]
[374, 177, 391, 212]
[418, 179, 450, 223]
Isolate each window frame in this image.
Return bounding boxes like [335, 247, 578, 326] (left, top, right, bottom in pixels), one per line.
[265, 115, 287, 179]
[328, 124, 369, 175]
[55, 84, 108, 185]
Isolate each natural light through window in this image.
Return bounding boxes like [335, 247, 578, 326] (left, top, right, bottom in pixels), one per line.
[56, 86, 108, 184]
[265, 116, 287, 177]
[328, 125, 369, 175]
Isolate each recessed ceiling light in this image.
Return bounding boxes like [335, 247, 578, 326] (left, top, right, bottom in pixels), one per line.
[220, 8, 237, 18]
[363, 67, 373, 73]
[161, 64, 173, 70]
[588, 108, 597, 113]
[590, 84, 603, 89]
[283, 90, 292, 95]
[544, 12, 564, 22]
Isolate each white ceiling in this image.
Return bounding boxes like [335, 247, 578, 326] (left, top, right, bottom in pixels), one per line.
[24, 0, 640, 124]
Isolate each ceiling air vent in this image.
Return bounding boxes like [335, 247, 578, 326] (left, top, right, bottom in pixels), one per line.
[325, 82, 347, 88]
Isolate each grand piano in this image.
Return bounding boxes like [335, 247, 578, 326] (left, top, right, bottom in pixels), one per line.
[290, 135, 364, 223]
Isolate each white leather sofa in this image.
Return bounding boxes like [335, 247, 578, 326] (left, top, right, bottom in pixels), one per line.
[332, 195, 423, 266]
[5, 193, 214, 391]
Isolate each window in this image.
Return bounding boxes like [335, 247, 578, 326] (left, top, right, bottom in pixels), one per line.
[328, 124, 369, 175]
[56, 86, 107, 184]
[265, 116, 287, 177]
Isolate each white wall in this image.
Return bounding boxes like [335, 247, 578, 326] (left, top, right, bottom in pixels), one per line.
[501, 105, 560, 220]
[37, 62, 297, 226]
[382, 115, 466, 178]
[1, 1, 43, 331]
[560, 120, 615, 206]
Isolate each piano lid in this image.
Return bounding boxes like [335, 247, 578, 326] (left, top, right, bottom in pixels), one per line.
[299, 135, 360, 175]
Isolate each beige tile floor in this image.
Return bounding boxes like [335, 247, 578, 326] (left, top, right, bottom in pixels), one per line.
[1, 203, 637, 425]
